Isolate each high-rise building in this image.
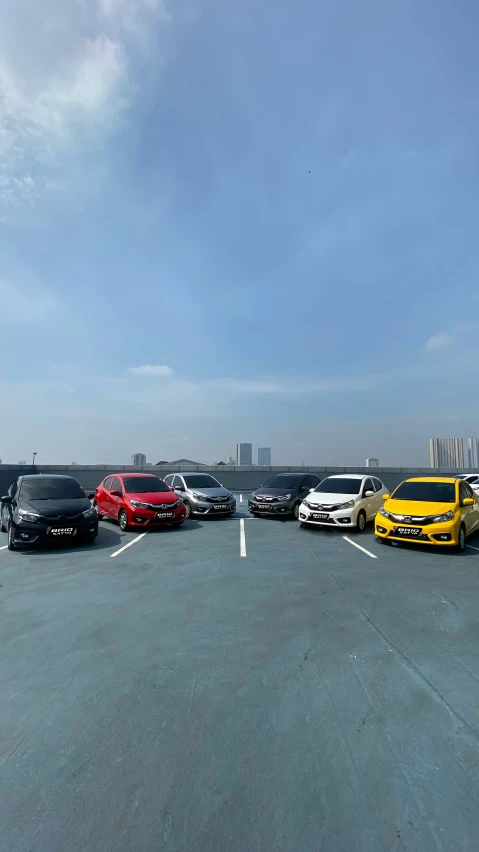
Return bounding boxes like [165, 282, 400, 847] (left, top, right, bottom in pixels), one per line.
[132, 453, 147, 466]
[226, 456, 235, 466]
[429, 438, 464, 469]
[258, 447, 271, 466]
[365, 458, 379, 467]
[467, 437, 479, 469]
[236, 443, 252, 465]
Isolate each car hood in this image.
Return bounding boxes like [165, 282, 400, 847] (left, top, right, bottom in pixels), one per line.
[127, 491, 179, 504]
[384, 499, 456, 517]
[187, 487, 231, 498]
[307, 491, 359, 504]
[254, 487, 298, 497]
[23, 497, 91, 516]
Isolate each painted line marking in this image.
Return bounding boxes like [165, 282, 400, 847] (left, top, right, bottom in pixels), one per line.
[0, 545, 8, 551]
[466, 543, 479, 552]
[240, 494, 243, 502]
[342, 536, 378, 559]
[240, 519, 247, 557]
[110, 533, 147, 558]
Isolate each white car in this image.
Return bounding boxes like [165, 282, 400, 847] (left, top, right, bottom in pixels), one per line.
[455, 474, 479, 495]
[298, 474, 388, 531]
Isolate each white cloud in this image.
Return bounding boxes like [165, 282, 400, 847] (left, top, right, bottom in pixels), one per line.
[424, 332, 455, 352]
[0, 0, 170, 215]
[128, 364, 173, 377]
[0, 278, 59, 322]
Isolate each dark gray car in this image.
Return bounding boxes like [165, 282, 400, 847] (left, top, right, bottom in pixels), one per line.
[249, 472, 320, 519]
[164, 473, 236, 519]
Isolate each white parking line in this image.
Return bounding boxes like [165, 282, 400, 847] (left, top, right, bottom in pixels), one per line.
[110, 533, 147, 558]
[240, 494, 243, 503]
[240, 519, 247, 557]
[466, 544, 479, 553]
[0, 545, 8, 551]
[342, 536, 378, 559]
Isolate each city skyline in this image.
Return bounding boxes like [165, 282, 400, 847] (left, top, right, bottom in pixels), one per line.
[468, 438, 479, 470]
[430, 437, 464, 469]
[258, 447, 272, 466]
[236, 443, 253, 466]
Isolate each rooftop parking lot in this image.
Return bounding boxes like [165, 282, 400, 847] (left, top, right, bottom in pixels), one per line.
[2, 494, 479, 851]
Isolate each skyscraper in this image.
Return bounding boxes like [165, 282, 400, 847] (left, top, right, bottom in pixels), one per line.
[236, 443, 252, 465]
[468, 438, 479, 469]
[132, 453, 147, 466]
[226, 456, 235, 466]
[365, 458, 379, 467]
[258, 447, 271, 465]
[429, 438, 464, 469]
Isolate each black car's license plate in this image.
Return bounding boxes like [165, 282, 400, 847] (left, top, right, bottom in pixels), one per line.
[256, 504, 270, 511]
[48, 527, 75, 535]
[394, 527, 422, 537]
[213, 504, 229, 510]
[157, 512, 174, 519]
[312, 513, 329, 520]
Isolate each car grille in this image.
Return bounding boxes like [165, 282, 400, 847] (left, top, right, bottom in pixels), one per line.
[254, 496, 279, 503]
[205, 496, 230, 503]
[306, 502, 339, 511]
[388, 513, 434, 526]
[39, 512, 84, 524]
[149, 502, 177, 510]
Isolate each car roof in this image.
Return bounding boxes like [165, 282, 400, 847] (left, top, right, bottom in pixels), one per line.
[118, 473, 160, 478]
[177, 471, 217, 476]
[20, 474, 78, 480]
[324, 474, 366, 480]
[404, 477, 457, 484]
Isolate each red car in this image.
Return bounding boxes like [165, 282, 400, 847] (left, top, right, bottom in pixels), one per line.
[93, 473, 186, 531]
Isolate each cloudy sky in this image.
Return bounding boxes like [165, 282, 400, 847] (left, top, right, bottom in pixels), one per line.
[1, 0, 478, 466]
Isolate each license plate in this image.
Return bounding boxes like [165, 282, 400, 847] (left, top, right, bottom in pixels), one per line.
[213, 504, 229, 510]
[312, 513, 329, 520]
[256, 504, 270, 511]
[48, 527, 74, 535]
[156, 512, 174, 519]
[395, 527, 422, 537]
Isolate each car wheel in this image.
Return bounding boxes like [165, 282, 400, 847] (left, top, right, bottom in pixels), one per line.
[118, 509, 129, 532]
[93, 502, 104, 520]
[183, 502, 191, 519]
[292, 502, 300, 520]
[7, 522, 16, 551]
[0, 514, 6, 533]
[456, 524, 466, 553]
[356, 510, 366, 532]
[376, 536, 389, 545]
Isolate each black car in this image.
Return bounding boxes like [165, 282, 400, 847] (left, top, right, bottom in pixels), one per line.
[0, 475, 98, 551]
[249, 473, 321, 519]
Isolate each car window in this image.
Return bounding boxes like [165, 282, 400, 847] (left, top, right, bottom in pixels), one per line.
[111, 477, 123, 494]
[460, 482, 473, 502]
[8, 480, 18, 498]
[19, 478, 85, 500]
[173, 476, 184, 489]
[363, 479, 374, 494]
[315, 478, 362, 494]
[103, 476, 113, 491]
[164, 475, 172, 485]
[372, 478, 383, 492]
[183, 474, 220, 488]
[302, 475, 313, 490]
[310, 475, 320, 487]
[392, 481, 456, 502]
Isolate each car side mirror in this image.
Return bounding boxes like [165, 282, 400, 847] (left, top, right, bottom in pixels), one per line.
[174, 486, 182, 493]
[382, 494, 390, 500]
[1, 495, 12, 504]
[364, 490, 374, 497]
[463, 497, 474, 506]
[111, 489, 121, 497]
[309, 487, 315, 493]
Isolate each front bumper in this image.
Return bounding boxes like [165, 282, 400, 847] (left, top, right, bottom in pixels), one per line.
[191, 499, 236, 516]
[298, 503, 357, 527]
[127, 506, 186, 527]
[248, 499, 294, 516]
[12, 516, 99, 546]
[375, 516, 459, 546]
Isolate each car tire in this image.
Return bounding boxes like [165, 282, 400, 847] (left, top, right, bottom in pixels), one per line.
[0, 515, 6, 533]
[183, 502, 192, 519]
[376, 535, 389, 545]
[292, 502, 301, 520]
[356, 510, 366, 532]
[7, 522, 16, 551]
[93, 502, 104, 520]
[118, 509, 130, 532]
[456, 524, 466, 553]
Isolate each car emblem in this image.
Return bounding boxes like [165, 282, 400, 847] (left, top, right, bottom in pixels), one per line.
[404, 516, 412, 524]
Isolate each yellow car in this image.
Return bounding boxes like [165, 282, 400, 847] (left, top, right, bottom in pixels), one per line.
[375, 477, 479, 552]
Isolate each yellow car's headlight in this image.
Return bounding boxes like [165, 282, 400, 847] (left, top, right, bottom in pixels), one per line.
[431, 510, 454, 523]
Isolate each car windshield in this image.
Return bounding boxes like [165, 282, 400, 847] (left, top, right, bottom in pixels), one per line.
[263, 475, 302, 488]
[392, 481, 456, 503]
[21, 478, 85, 500]
[184, 475, 220, 488]
[123, 477, 170, 493]
[314, 478, 362, 495]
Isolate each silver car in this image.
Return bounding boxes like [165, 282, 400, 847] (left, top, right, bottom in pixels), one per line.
[164, 472, 236, 519]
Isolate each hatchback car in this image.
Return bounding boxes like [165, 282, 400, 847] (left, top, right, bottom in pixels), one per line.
[163, 473, 236, 519]
[0, 474, 98, 551]
[299, 474, 387, 530]
[249, 473, 321, 519]
[376, 477, 479, 551]
[93, 473, 186, 531]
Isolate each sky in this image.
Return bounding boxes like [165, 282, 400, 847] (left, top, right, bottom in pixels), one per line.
[1, 0, 479, 466]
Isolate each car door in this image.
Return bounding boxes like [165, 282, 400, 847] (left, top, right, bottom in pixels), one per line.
[1, 479, 18, 528]
[173, 475, 186, 497]
[460, 481, 478, 533]
[372, 478, 386, 513]
[109, 476, 124, 520]
[310, 475, 320, 491]
[361, 478, 375, 520]
[300, 475, 313, 500]
[97, 476, 113, 514]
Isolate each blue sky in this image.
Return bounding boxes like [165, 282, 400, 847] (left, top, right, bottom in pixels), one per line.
[1, 0, 478, 465]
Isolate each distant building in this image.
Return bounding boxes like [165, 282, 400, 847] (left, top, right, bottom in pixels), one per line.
[226, 456, 235, 466]
[216, 461, 227, 466]
[132, 453, 147, 466]
[430, 437, 464, 469]
[365, 458, 379, 468]
[156, 458, 205, 466]
[468, 438, 479, 469]
[258, 447, 271, 466]
[236, 443, 252, 465]
[71, 462, 77, 466]
[18, 461, 27, 465]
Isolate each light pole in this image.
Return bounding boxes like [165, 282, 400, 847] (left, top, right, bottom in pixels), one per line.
[32, 451, 37, 473]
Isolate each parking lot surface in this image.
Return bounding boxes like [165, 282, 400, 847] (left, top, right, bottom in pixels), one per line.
[2, 495, 479, 851]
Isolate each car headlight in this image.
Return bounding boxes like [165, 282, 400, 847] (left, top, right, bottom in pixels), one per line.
[379, 507, 391, 519]
[18, 509, 40, 523]
[337, 500, 355, 510]
[130, 500, 150, 509]
[174, 498, 184, 506]
[431, 510, 454, 523]
[192, 492, 206, 500]
[82, 506, 97, 519]
[278, 494, 292, 501]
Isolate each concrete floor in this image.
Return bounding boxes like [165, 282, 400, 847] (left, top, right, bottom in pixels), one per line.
[2, 497, 479, 852]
